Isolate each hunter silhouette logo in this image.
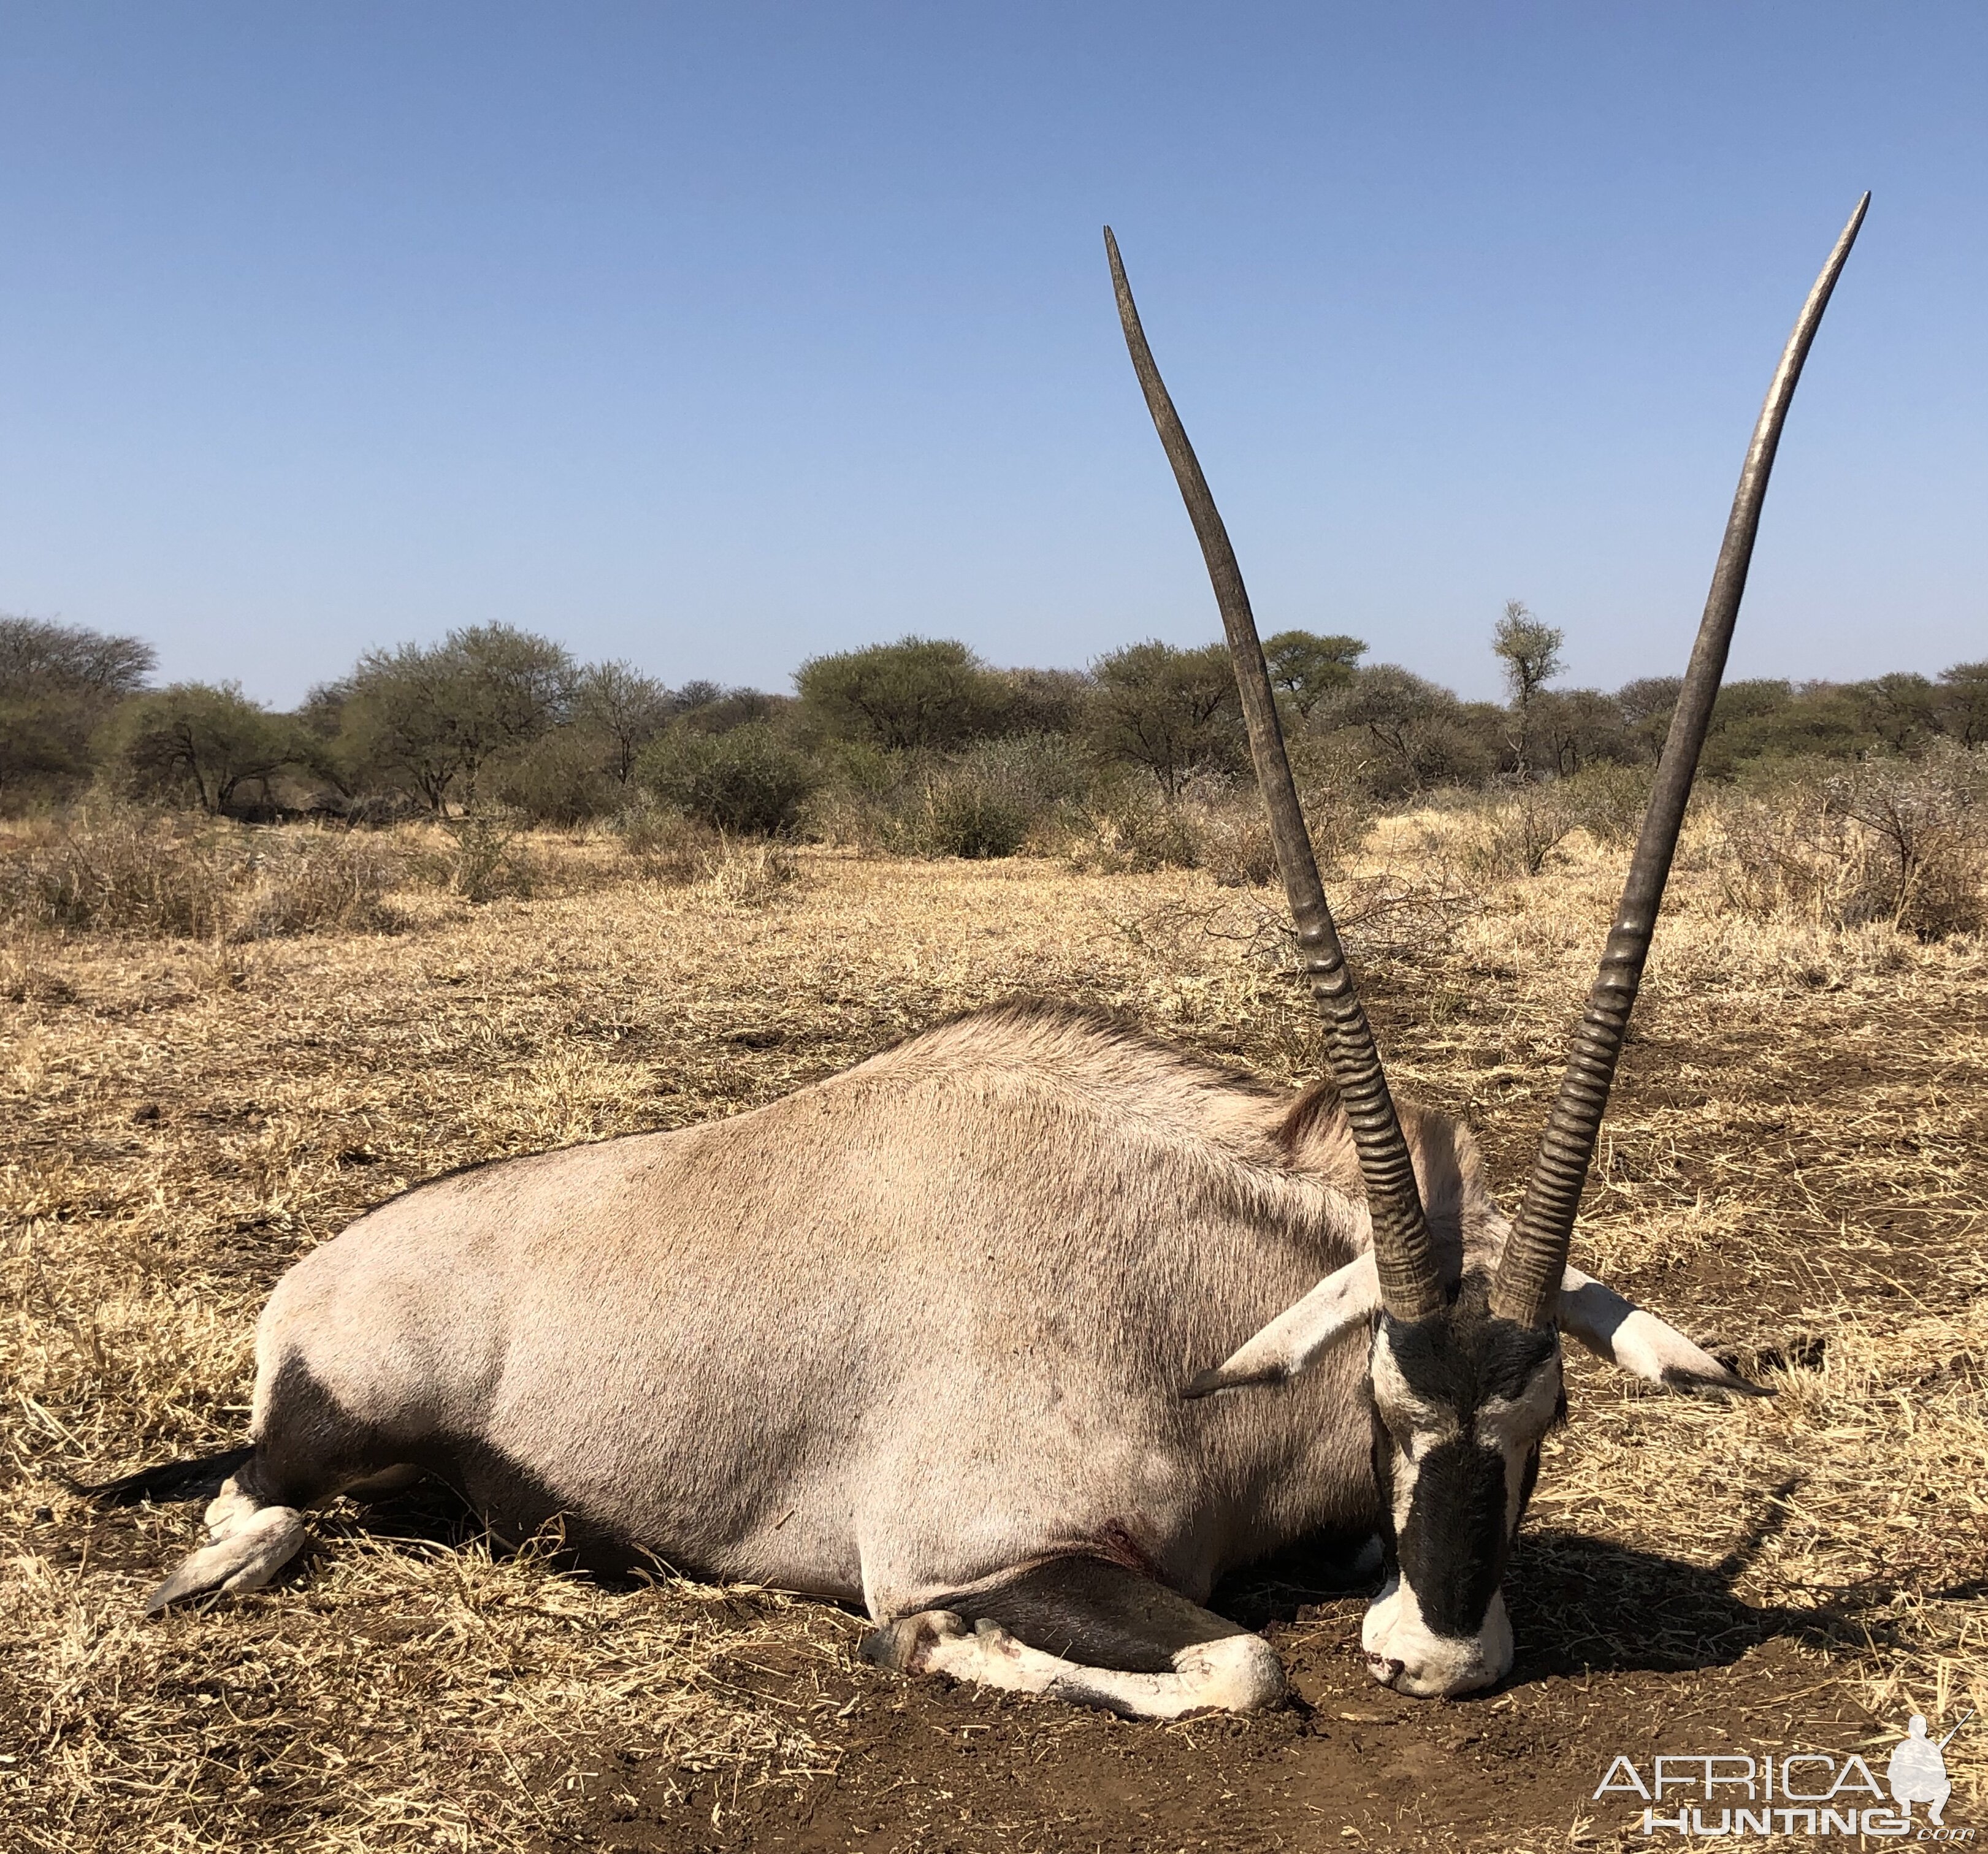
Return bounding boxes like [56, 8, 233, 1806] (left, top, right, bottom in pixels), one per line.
[1889, 1712, 1968, 1827]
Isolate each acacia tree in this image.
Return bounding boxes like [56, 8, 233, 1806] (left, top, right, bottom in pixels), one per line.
[674, 684, 786, 735]
[1852, 671, 1940, 753]
[1264, 630, 1367, 717]
[795, 636, 1008, 752]
[1615, 675, 1682, 761]
[104, 682, 306, 814]
[1527, 687, 1631, 777]
[334, 624, 577, 811]
[1491, 600, 1564, 776]
[999, 666, 1093, 736]
[1084, 640, 1244, 796]
[1936, 661, 1988, 747]
[0, 615, 156, 803]
[573, 660, 676, 785]
[1317, 663, 1479, 795]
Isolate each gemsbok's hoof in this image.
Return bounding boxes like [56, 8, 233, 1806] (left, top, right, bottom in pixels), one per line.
[1172, 1633, 1287, 1713]
[859, 1608, 968, 1673]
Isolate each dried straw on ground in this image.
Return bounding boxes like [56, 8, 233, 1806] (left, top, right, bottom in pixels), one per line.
[2, 819, 1983, 1849]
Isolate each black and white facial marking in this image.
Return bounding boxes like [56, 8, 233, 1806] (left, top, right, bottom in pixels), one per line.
[1362, 1275, 1564, 1698]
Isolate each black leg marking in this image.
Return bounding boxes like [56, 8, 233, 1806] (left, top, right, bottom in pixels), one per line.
[255, 1356, 640, 1571]
[88, 1446, 256, 1507]
[246, 1355, 410, 1509]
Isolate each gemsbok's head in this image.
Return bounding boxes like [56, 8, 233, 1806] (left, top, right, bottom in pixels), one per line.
[1107, 197, 1868, 1696]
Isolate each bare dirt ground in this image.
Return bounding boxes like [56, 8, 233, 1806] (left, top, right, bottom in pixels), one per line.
[4, 829, 1985, 1850]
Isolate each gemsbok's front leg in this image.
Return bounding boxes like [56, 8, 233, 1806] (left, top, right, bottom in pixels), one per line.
[860, 1555, 1285, 1719]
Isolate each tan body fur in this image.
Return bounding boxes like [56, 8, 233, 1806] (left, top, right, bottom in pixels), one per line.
[256, 1004, 1491, 1622]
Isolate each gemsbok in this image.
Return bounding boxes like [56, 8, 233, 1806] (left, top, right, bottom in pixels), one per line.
[99, 198, 1868, 1714]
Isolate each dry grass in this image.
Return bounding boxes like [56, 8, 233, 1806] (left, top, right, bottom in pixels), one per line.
[1713, 751, 1988, 940]
[0, 810, 806, 950]
[0, 812, 406, 941]
[2, 815, 1985, 1847]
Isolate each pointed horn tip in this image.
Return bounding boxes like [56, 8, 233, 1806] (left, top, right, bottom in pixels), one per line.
[1493, 196, 1869, 1321]
[1829, 193, 1871, 253]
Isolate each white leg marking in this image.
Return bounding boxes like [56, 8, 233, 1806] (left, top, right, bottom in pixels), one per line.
[879, 1610, 1285, 1719]
[143, 1474, 307, 1616]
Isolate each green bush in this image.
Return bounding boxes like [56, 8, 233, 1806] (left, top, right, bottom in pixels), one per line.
[494, 727, 617, 826]
[633, 723, 819, 836]
[101, 683, 311, 815]
[806, 734, 1084, 860]
[919, 780, 1030, 859]
[892, 735, 1084, 860]
[795, 637, 1009, 752]
[1559, 763, 1654, 849]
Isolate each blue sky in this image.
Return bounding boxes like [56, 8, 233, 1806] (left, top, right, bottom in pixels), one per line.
[1, 2, 1981, 706]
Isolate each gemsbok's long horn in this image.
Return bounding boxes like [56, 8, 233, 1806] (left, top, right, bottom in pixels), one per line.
[1106, 226, 1443, 1324]
[1489, 194, 1870, 1330]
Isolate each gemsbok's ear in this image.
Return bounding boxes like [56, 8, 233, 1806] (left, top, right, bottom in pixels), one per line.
[1183, 1253, 1380, 1398]
[1558, 1267, 1769, 1397]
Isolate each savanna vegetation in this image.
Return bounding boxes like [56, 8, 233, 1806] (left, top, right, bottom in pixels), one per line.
[4, 605, 1986, 1850]
[4, 607, 1986, 940]
[4, 810, 1984, 1852]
